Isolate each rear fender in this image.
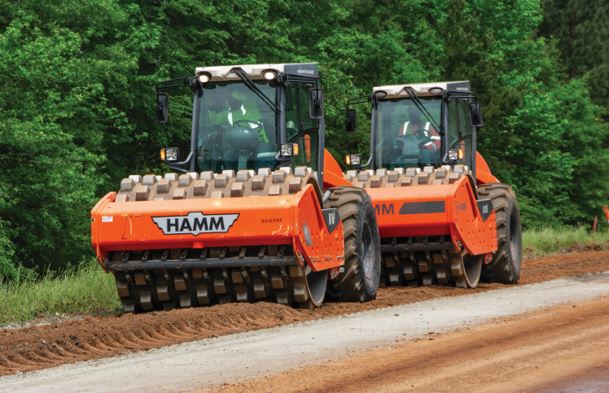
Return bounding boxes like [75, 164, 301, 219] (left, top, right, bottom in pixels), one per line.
[291, 185, 345, 272]
[448, 175, 497, 255]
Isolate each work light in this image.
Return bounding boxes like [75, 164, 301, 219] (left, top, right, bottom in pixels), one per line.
[263, 70, 277, 81]
[197, 72, 211, 84]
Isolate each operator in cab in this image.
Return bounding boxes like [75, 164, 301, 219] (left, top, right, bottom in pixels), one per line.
[380, 102, 441, 168]
[206, 86, 271, 143]
[398, 105, 441, 151]
[199, 83, 277, 171]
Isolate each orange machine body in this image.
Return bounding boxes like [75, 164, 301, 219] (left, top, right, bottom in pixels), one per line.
[366, 173, 497, 256]
[323, 149, 352, 189]
[91, 183, 345, 272]
[475, 152, 498, 185]
[356, 153, 499, 257]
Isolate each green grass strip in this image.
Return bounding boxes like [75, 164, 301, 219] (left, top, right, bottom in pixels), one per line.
[523, 227, 609, 257]
[0, 262, 120, 326]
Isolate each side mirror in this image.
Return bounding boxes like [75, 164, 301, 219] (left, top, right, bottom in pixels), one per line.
[157, 93, 169, 123]
[469, 102, 483, 127]
[309, 88, 324, 119]
[345, 108, 357, 133]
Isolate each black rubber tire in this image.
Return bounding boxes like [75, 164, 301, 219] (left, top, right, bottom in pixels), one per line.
[478, 183, 522, 284]
[325, 187, 381, 301]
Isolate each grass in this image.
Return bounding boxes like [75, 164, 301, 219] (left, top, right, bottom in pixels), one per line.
[2, 227, 609, 326]
[523, 227, 609, 257]
[0, 262, 120, 326]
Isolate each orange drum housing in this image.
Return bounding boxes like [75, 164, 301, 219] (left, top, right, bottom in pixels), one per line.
[91, 168, 346, 311]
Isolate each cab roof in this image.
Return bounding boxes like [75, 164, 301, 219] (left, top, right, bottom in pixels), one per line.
[194, 63, 318, 82]
[373, 81, 471, 99]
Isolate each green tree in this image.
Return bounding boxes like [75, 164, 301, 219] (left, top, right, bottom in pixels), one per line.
[443, 0, 609, 226]
[540, 0, 609, 117]
[0, 1, 150, 273]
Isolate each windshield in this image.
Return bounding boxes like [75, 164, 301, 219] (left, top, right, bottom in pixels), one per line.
[196, 81, 277, 172]
[374, 97, 442, 169]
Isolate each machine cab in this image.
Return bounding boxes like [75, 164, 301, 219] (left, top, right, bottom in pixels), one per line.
[157, 63, 326, 181]
[352, 81, 483, 178]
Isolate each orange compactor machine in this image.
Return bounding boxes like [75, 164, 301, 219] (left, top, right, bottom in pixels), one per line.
[92, 63, 381, 312]
[344, 81, 522, 288]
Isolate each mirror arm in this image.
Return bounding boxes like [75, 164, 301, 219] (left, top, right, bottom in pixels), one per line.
[156, 76, 194, 94]
[359, 155, 373, 169]
[347, 95, 370, 107]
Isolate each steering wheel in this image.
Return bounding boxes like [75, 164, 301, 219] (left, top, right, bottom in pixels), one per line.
[233, 119, 264, 133]
[392, 134, 439, 167]
[394, 135, 430, 152]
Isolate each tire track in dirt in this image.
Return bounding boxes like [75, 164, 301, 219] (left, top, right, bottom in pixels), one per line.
[1, 250, 608, 377]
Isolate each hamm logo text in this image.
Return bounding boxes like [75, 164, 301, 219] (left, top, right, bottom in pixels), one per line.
[152, 212, 239, 236]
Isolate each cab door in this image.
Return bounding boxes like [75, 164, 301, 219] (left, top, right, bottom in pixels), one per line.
[446, 98, 476, 173]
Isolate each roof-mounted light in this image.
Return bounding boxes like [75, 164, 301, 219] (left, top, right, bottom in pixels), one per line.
[197, 72, 211, 84]
[373, 90, 388, 99]
[263, 70, 277, 81]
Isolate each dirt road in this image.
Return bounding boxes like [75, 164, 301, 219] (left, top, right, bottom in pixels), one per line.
[214, 295, 609, 393]
[2, 271, 609, 393]
[1, 250, 609, 378]
[1, 250, 609, 388]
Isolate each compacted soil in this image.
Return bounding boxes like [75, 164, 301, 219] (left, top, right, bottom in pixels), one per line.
[1, 250, 609, 377]
[213, 295, 609, 393]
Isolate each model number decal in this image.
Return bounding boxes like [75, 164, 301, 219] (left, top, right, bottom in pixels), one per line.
[152, 212, 239, 236]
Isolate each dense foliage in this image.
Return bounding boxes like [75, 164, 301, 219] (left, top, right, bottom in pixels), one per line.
[0, 0, 607, 279]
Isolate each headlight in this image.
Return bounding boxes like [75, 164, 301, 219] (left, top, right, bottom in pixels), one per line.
[263, 70, 277, 80]
[345, 154, 361, 166]
[197, 72, 211, 84]
[448, 149, 459, 161]
[280, 143, 299, 157]
[160, 147, 179, 162]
